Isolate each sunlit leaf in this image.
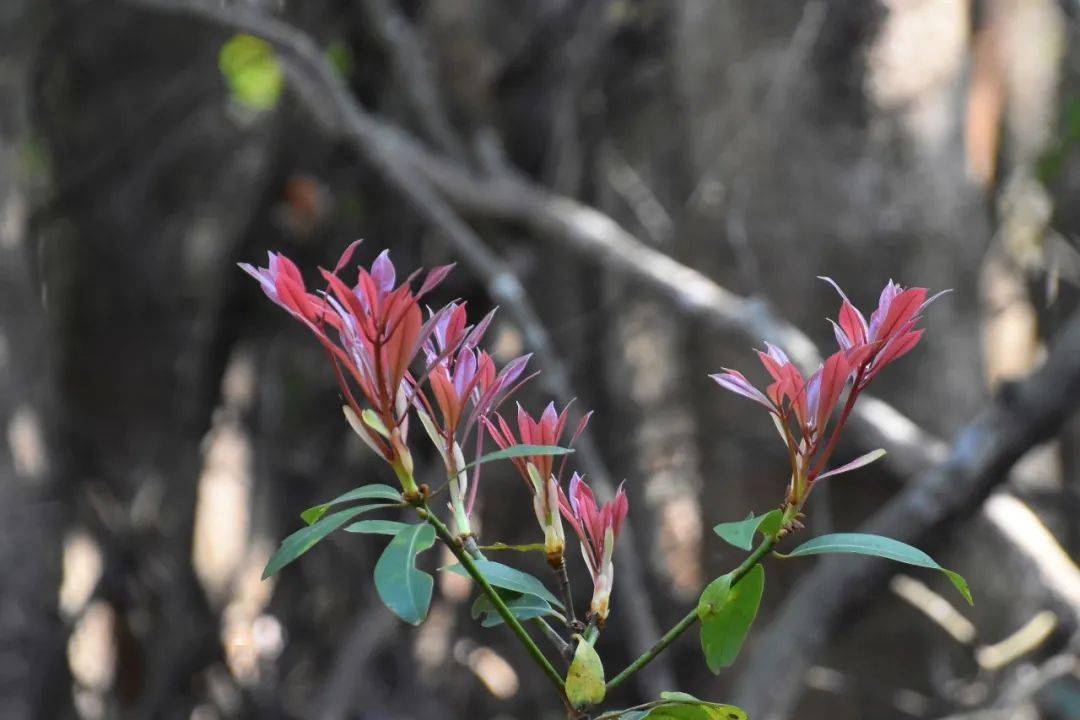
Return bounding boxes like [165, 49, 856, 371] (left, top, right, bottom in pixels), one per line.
[443, 558, 563, 609]
[301, 484, 401, 525]
[712, 510, 782, 551]
[218, 34, 283, 111]
[374, 523, 437, 625]
[566, 636, 605, 709]
[697, 565, 765, 673]
[787, 533, 972, 604]
[263, 504, 393, 579]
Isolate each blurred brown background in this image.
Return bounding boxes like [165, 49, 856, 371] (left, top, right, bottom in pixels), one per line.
[3, 0, 1080, 718]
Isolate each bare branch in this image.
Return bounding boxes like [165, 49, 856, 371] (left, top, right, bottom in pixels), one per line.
[357, 0, 467, 161]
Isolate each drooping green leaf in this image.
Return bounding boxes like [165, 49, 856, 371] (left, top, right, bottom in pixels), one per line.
[712, 510, 783, 551]
[263, 504, 393, 579]
[374, 523, 437, 625]
[471, 590, 561, 628]
[659, 692, 703, 703]
[607, 694, 746, 720]
[566, 636, 605, 709]
[344, 519, 410, 535]
[301, 484, 401, 525]
[697, 565, 765, 673]
[443, 558, 563, 609]
[787, 533, 972, 604]
[464, 444, 573, 471]
[218, 34, 284, 111]
[644, 703, 746, 720]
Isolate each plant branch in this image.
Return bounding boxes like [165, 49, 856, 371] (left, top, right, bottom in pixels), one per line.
[733, 307, 1080, 717]
[534, 617, 573, 663]
[417, 507, 569, 708]
[552, 559, 578, 628]
[605, 534, 778, 692]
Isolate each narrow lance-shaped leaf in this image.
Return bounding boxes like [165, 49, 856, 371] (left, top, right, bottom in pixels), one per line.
[786, 533, 972, 604]
[344, 519, 411, 535]
[374, 523, 437, 625]
[263, 503, 394, 579]
[301, 484, 402, 525]
[443, 558, 563, 609]
[712, 510, 783, 551]
[463, 444, 573, 471]
[566, 636, 605, 710]
[815, 448, 886, 481]
[697, 565, 765, 673]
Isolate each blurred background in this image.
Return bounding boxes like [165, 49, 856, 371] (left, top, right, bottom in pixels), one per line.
[3, 0, 1080, 718]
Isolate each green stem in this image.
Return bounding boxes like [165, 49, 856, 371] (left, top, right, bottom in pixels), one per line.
[605, 535, 777, 692]
[419, 507, 570, 707]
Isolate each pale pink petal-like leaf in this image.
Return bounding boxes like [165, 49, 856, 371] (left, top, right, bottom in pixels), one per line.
[816, 448, 887, 481]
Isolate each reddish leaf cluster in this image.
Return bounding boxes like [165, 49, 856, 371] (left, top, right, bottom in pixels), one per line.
[711, 279, 944, 508]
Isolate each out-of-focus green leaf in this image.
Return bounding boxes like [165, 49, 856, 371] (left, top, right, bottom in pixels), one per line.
[374, 523, 437, 625]
[787, 533, 972, 604]
[325, 39, 355, 78]
[697, 565, 765, 673]
[218, 34, 283, 111]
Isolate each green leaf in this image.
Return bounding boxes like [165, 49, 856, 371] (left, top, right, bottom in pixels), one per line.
[324, 39, 355, 79]
[697, 565, 765, 673]
[361, 409, 389, 437]
[644, 704, 746, 720]
[443, 558, 563, 609]
[218, 34, 284, 111]
[648, 694, 746, 720]
[263, 504, 393, 579]
[713, 509, 783, 551]
[344, 519, 410, 535]
[787, 533, 972, 605]
[374, 523, 437, 625]
[659, 693, 703, 703]
[566, 636, 605, 709]
[470, 590, 561, 628]
[607, 694, 746, 720]
[464, 444, 573, 471]
[301, 484, 401, 525]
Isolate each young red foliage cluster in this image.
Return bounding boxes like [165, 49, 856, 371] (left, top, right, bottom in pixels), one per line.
[711, 279, 945, 509]
[242, 243, 627, 622]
